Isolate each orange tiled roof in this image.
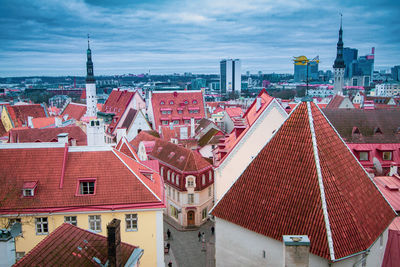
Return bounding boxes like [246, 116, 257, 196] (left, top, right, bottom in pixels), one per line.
[6, 104, 47, 127]
[0, 146, 163, 213]
[212, 101, 396, 261]
[61, 103, 86, 121]
[31, 117, 56, 128]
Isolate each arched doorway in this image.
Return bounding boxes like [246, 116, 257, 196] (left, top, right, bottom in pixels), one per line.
[187, 210, 195, 226]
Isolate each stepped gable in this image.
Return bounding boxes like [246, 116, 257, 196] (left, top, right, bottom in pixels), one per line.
[212, 101, 396, 261]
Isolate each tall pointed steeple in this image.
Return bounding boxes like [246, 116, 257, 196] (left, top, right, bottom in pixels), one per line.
[333, 14, 345, 69]
[86, 34, 95, 84]
[333, 14, 345, 95]
[84, 34, 98, 117]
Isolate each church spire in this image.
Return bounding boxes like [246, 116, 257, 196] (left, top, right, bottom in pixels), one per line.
[333, 14, 345, 69]
[86, 34, 95, 84]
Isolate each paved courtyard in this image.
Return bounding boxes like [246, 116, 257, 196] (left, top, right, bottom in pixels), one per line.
[164, 216, 215, 267]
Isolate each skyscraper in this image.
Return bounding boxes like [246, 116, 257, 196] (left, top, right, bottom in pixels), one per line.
[333, 16, 345, 95]
[85, 35, 98, 117]
[293, 56, 319, 82]
[343, 47, 358, 79]
[220, 59, 241, 95]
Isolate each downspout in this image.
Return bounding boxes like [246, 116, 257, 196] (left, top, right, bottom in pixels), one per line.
[59, 143, 69, 189]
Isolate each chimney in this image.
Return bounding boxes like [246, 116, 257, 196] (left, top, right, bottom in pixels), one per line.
[107, 219, 121, 267]
[55, 116, 62, 127]
[190, 117, 195, 138]
[283, 235, 310, 267]
[256, 97, 262, 111]
[116, 128, 127, 144]
[27, 116, 33, 128]
[87, 119, 105, 146]
[57, 133, 69, 144]
[389, 165, 398, 176]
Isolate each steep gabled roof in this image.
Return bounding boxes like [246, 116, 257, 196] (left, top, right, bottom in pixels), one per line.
[61, 103, 86, 121]
[101, 89, 135, 135]
[14, 223, 139, 267]
[8, 126, 87, 145]
[212, 101, 396, 261]
[151, 90, 205, 130]
[31, 117, 56, 128]
[323, 109, 400, 143]
[225, 107, 243, 118]
[116, 137, 139, 161]
[130, 131, 211, 172]
[6, 104, 47, 127]
[0, 146, 163, 213]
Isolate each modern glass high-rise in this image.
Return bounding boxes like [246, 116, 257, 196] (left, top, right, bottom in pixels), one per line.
[343, 47, 358, 78]
[220, 59, 241, 94]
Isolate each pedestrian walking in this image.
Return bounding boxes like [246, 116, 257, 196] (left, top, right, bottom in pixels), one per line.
[167, 229, 171, 240]
[198, 231, 201, 242]
[166, 242, 170, 250]
[211, 226, 215, 235]
[202, 232, 205, 242]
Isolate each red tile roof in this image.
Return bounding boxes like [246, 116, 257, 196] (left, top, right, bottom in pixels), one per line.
[215, 89, 274, 164]
[6, 104, 47, 127]
[325, 95, 346, 109]
[62, 103, 87, 121]
[225, 107, 243, 118]
[374, 175, 400, 212]
[130, 131, 211, 173]
[0, 146, 163, 213]
[159, 125, 195, 141]
[212, 101, 396, 261]
[101, 89, 135, 135]
[8, 126, 87, 145]
[31, 117, 56, 128]
[151, 90, 205, 130]
[116, 137, 139, 161]
[14, 223, 138, 267]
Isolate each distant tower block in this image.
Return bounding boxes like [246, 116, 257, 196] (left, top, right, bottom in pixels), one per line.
[333, 15, 345, 95]
[85, 34, 98, 117]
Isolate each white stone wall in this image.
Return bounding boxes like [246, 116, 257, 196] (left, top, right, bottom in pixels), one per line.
[214, 101, 288, 202]
[215, 218, 388, 267]
[126, 111, 151, 142]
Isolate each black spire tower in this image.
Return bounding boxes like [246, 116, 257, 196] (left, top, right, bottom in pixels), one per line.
[333, 14, 345, 69]
[86, 34, 95, 84]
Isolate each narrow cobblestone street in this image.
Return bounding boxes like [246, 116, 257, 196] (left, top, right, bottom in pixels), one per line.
[163, 215, 215, 267]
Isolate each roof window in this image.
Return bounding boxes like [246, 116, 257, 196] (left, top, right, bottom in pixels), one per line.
[192, 100, 198, 104]
[374, 127, 382, 135]
[77, 179, 96, 195]
[160, 101, 165, 105]
[22, 181, 38, 197]
[169, 100, 174, 105]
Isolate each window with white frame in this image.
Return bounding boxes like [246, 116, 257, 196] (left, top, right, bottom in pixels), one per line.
[162, 120, 169, 125]
[16, 252, 25, 261]
[176, 175, 179, 185]
[177, 192, 180, 202]
[125, 214, 138, 231]
[202, 208, 208, 220]
[383, 151, 392, 161]
[168, 186, 171, 197]
[160, 167, 164, 177]
[173, 189, 176, 200]
[170, 205, 178, 219]
[172, 173, 175, 183]
[79, 180, 95, 195]
[36, 217, 48, 235]
[359, 151, 368, 161]
[23, 189, 34, 197]
[202, 174, 205, 185]
[209, 170, 212, 182]
[167, 170, 171, 181]
[88, 215, 101, 232]
[64, 216, 77, 226]
[187, 177, 194, 188]
[188, 193, 194, 204]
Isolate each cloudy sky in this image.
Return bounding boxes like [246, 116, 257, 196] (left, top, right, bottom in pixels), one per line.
[0, 0, 399, 76]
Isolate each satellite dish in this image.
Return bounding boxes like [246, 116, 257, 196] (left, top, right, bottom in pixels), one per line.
[373, 157, 383, 175]
[10, 222, 22, 238]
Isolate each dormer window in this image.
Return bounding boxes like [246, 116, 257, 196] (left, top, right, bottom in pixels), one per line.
[383, 151, 392, 161]
[374, 127, 382, 135]
[352, 127, 361, 135]
[22, 181, 38, 197]
[169, 100, 174, 105]
[193, 100, 198, 104]
[77, 179, 96, 195]
[160, 101, 165, 105]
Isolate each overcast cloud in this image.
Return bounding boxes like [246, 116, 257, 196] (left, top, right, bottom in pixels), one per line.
[0, 0, 399, 76]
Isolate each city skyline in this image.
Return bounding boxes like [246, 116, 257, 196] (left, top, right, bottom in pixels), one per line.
[1, 0, 399, 77]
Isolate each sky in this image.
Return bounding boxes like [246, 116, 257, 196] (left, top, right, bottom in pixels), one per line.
[0, 0, 399, 77]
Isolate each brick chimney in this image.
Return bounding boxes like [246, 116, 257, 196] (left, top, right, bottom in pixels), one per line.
[57, 133, 69, 144]
[283, 235, 310, 267]
[107, 219, 122, 267]
[389, 165, 398, 176]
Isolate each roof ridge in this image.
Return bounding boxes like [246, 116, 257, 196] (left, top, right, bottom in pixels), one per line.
[307, 102, 335, 261]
